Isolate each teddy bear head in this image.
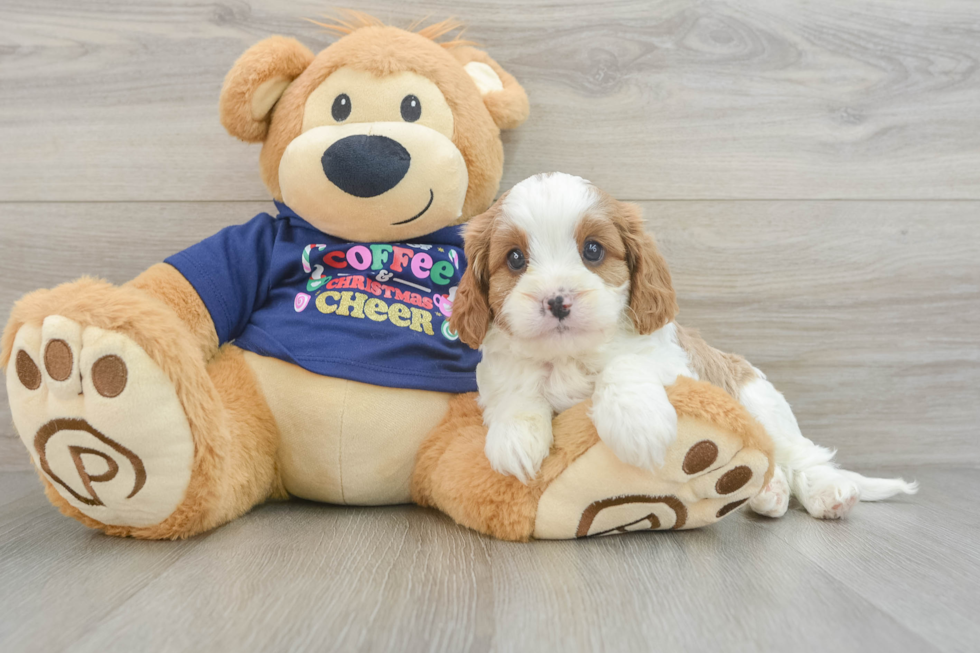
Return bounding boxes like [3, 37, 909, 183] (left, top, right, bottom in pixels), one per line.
[219, 16, 529, 242]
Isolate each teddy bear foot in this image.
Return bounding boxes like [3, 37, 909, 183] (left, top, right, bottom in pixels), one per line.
[413, 377, 774, 541]
[534, 405, 771, 538]
[7, 315, 196, 529]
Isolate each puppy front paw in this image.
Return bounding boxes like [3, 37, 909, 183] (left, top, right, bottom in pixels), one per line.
[484, 414, 553, 484]
[590, 392, 678, 472]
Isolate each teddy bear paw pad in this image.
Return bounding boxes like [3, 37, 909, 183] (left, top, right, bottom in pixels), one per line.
[7, 316, 194, 527]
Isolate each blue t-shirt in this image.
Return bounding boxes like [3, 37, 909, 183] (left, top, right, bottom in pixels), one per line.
[166, 202, 478, 393]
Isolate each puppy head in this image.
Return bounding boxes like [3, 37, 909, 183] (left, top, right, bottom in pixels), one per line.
[451, 173, 677, 351]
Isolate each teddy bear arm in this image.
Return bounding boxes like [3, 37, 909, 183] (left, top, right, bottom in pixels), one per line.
[125, 262, 220, 361]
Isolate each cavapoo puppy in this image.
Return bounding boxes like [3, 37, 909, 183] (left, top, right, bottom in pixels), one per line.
[450, 172, 917, 519]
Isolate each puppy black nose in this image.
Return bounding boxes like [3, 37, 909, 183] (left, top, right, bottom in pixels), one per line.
[547, 295, 571, 320]
[321, 135, 411, 198]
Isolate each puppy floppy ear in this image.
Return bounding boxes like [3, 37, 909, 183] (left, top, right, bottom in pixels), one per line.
[614, 201, 678, 334]
[452, 46, 529, 130]
[220, 36, 315, 143]
[450, 203, 499, 348]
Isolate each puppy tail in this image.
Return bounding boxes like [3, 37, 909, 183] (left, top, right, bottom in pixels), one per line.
[841, 469, 919, 501]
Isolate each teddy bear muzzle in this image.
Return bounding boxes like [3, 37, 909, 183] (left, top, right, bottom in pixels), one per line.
[279, 121, 468, 242]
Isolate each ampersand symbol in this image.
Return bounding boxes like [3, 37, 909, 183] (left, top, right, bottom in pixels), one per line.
[376, 270, 393, 282]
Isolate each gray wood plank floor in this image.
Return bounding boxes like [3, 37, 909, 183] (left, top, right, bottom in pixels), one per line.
[0, 466, 976, 653]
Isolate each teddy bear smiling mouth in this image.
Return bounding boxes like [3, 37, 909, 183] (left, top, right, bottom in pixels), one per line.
[390, 189, 435, 226]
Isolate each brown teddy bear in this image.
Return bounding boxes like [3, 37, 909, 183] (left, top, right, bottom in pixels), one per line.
[2, 16, 773, 541]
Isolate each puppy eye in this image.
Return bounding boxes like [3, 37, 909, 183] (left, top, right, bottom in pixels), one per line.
[332, 94, 351, 122]
[506, 248, 526, 272]
[400, 95, 422, 122]
[582, 240, 605, 264]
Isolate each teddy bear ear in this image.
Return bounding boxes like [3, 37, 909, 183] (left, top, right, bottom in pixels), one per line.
[219, 36, 315, 143]
[452, 46, 529, 131]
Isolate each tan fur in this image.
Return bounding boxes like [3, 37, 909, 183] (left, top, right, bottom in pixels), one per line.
[484, 222, 529, 335]
[574, 213, 630, 287]
[676, 326, 758, 400]
[126, 263, 219, 361]
[449, 201, 501, 347]
[450, 46, 530, 131]
[605, 199, 678, 334]
[219, 36, 315, 143]
[412, 393, 600, 542]
[3, 280, 282, 539]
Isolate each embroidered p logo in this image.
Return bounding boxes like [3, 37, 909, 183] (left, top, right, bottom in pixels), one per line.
[575, 494, 688, 537]
[34, 418, 146, 507]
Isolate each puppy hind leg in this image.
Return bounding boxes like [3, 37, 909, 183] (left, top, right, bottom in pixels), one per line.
[737, 373, 916, 520]
[748, 466, 790, 518]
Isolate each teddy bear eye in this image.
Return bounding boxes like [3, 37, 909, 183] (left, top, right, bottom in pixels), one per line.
[332, 94, 351, 122]
[400, 95, 421, 122]
[582, 240, 604, 264]
[507, 248, 526, 272]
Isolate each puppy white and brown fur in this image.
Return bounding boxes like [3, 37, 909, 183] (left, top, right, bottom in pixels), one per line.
[451, 172, 917, 519]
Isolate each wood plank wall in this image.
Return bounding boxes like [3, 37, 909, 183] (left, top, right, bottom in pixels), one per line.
[1, 0, 977, 470]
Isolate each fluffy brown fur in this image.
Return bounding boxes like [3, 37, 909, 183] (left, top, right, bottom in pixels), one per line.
[219, 36, 315, 143]
[606, 199, 678, 334]
[481, 222, 530, 337]
[450, 46, 530, 131]
[448, 200, 500, 347]
[676, 326, 758, 400]
[127, 263, 220, 361]
[2, 281, 282, 539]
[574, 213, 630, 288]
[412, 393, 600, 541]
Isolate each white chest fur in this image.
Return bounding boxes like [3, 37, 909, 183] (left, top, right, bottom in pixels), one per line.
[540, 358, 597, 414]
[477, 322, 695, 420]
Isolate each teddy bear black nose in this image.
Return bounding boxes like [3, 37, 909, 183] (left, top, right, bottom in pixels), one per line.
[321, 135, 411, 198]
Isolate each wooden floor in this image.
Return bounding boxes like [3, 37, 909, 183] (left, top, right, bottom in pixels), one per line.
[1, 1, 979, 651]
[1, 466, 977, 653]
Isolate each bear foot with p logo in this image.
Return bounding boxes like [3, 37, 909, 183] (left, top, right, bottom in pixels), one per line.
[7, 315, 195, 528]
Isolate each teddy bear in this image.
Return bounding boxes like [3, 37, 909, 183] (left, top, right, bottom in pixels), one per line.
[2, 16, 774, 541]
